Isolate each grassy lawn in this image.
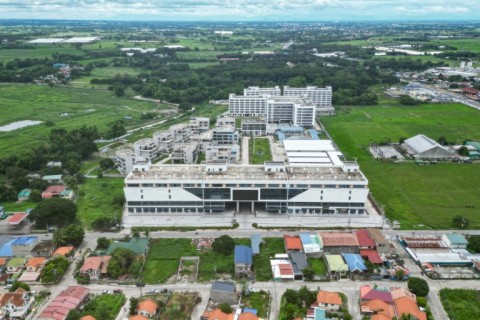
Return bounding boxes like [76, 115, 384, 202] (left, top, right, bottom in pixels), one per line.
[308, 257, 328, 277]
[440, 288, 480, 320]
[254, 238, 285, 281]
[142, 238, 196, 284]
[81, 294, 126, 320]
[243, 290, 270, 318]
[322, 103, 480, 229]
[249, 138, 272, 164]
[75, 178, 124, 229]
[0, 84, 169, 156]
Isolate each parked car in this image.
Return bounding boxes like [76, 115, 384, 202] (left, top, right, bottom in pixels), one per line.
[148, 289, 159, 294]
[102, 290, 112, 294]
[3, 284, 12, 290]
[113, 289, 123, 294]
[136, 282, 145, 287]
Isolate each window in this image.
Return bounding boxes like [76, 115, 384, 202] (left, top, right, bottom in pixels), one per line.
[325, 184, 336, 188]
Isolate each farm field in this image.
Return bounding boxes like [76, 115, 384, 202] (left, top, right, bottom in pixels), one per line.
[322, 103, 480, 229]
[440, 288, 480, 320]
[0, 84, 170, 155]
[75, 177, 124, 229]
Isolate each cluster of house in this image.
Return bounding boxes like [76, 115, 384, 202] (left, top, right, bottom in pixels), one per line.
[201, 281, 262, 320]
[0, 235, 74, 285]
[78, 238, 149, 281]
[360, 285, 426, 320]
[230, 229, 408, 282]
[17, 174, 75, 203]
[400, 233, 480, 279]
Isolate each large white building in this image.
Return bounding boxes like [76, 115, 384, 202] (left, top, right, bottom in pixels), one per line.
[115, 149, 136, 174]
[283, 86, 334, 115]
[244, 86, 281, 96]
[124, 156, 369, 217]
[133, 138, 160, 161]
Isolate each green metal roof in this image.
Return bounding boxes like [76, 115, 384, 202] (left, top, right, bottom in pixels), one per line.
[466, 141, 480, 151]
[445, 233, 468, 245]
[42, 174, 63, 180]
[7, 258, 26, 268]
[17, 189, 31, 197]
[325, 254, 348, 272]
[106, 238, 149, 255]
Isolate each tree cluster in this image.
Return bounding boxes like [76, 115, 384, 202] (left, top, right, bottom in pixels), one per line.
[407, 277, 429, 297]
[30, 198, 77, 229]
[106, 248, 143, 279]
[212, 235, 235, 256]
[41, 256, 69, 283]
[53, 224, 85, 247]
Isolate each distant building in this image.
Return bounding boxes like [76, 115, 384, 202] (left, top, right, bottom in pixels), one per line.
[401, 134, 454, 159]
[134, 138, 160, 161]
[283, 86, 334, 115]
[244, 86, 281, 97]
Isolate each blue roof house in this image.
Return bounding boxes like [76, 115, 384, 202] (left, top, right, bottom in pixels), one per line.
[234, 245, 253, 278]
[342, 253, 367, 273]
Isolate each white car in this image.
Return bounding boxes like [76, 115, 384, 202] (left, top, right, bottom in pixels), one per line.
[148, 289, 159, 294]
[102, 290, 112, 294]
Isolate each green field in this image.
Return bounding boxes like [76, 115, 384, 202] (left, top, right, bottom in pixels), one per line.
[75, 178, 124, 229]
[322, 103, 480, 229]
[249, 138, 272, 164]
[440, 289, 480, 320]
[0, 84, 171, 155]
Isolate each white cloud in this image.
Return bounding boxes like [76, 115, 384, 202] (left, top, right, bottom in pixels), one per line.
[0, 0, 477, 20]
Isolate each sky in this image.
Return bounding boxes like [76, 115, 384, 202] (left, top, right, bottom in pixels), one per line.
[0, 0, 479, 21]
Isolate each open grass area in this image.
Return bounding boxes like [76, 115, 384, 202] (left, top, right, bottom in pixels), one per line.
[249, 138, 272, 164]
[81, 294, 126, 320]
[308, 257, 328, 277]
[142, 238, 196, 284]
[0, 84, 170, 156]
[75, 178, 124, 229]
[322, 103, 480, 229]
[0, 45, 84, 63]
[242, 291, 270, 318]
[254, 237, 285, 281]
[440, 288, 480, 320]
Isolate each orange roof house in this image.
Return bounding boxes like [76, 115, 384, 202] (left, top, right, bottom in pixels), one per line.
[138, 299, 158, 318]
[238, 312, 259, 320]
[53, 246, 74, 257]
[394, 296, 427, 320]
[25, 257, 46, 272]
[283, 235, 303, 251]
[361, 299, 396, 319]
[80, 316, 96, 320]
[314, 290, 342, 310]
[202, 309, 234, 320]
[129, 315, 148, 320]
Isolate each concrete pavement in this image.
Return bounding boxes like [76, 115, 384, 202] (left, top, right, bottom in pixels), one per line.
[242, 136, 250, 165]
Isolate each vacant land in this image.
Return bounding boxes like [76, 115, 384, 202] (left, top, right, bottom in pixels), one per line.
[75, 178, 124, 229]
[243, 290, 270, 318]
[440, 288, 480, 320]
[0, 84, 170, 155]
[254, 238, 285, 281]
[322, 103, 480, 229]
[308, 257, 328, 277]
[249, 138, 272, 164]
[81, 294, 126, 320]
[160, 291, 199, 320]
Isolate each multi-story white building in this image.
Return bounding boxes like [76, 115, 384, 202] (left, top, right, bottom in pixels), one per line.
[123, 160, 369, 216]
[190, 131, 213, 151]
[212, 126, 239, 145]
[133, 138, 160, 161]
[205, 145, 239, 163]
[169, 123, 191, 143]
[116, 149, 136, 174]
[283, 86, 334, 115]
[216, 115, 236, 127]
[244, 86, 281, 96]
[266, 97, 316, 127]
[229, 94, 268, 117]
[153, 131, 175, 153]
[171, 143, 199, 164]
[189, 117, 210, 134]
[241, 120, 267, 136]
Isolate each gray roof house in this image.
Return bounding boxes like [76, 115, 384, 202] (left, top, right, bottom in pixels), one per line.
[402, 134, 454, 159]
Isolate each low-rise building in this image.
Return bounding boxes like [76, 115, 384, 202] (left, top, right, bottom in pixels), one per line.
[38, 286, 89, 320]
[134, 138, 160, 161]
[11, 237, 39, 257]
[116, 149, 136, 174]
[137, 299, 158, 318]
[212, 126, 239, 145]
[79, 256, 111, 280]
[172, 143, 199, 164]
[0, 288, 34, 319]
[312, 290, 342, 311]
[31, 240, 55, 258]
[106, 238, 149, 256]
[17, 189, 31, 202]
[300, 233, 323, 256]
[284, 235, 303, 253]
[189, 117, 210, 134]
[367, 228, 391, 254]
[210, 281, 237, 305]
[324, 255, 348, 279]
[319, 232, 359, 254]
[402, 134, 454, 159]
[442, 234, 468, 249]
[241, 120, 267, 136]
[25, 257, 46, 272]
[234, 245, 253, 278]
[205, 145, 239, 163]
[52, 246, 74, 258]
[153, 131, 175, 153]
[270, 256, 295, 281]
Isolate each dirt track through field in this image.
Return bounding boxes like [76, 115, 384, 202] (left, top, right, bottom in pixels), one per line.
[363, 111, 372, 119]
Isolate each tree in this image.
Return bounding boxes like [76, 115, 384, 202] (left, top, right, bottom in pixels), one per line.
[399, 95, 421, 105]
[452, 215, 469, 229]
[144, 230, 150, 238]
[396, 269, 405, 280]
[53, 225, 85, 247]
[9, 281, 30, 292]
[131, 229, 140, 238]
[97, 237, 111, 249]
[219, 302, 232, 314]
[302, 267, 314, 281]
[212, 235, 235, 255]
[30, 198, 77, 228]
[41, 256, 69, 283]
[408, 277, 429, 297]
[65, 310, 80, 320]
[287, 76, 307, 87]
[467, 235, 480, 253]
[129, 297, 139, 315]
[457, 146, 469, 156]
[99, 158, 115, 170]
[92, 217, 116, 231]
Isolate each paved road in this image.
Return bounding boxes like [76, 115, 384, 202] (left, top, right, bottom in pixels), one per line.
[242, 136, 250, 165]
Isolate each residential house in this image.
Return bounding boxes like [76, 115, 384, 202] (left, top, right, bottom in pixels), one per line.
[270, 255, 295, 281]
[25, 257, 46, 272]
[80, 316, 96, 320]
[201, 309, 232, 320]
[324, 255, 348, 279]
[355, 229, 376, 250]
[6, 258, 25, 274]
[41, 185, 67, 199]
[11, 237, 39, 257]
[299, 233, 323, 257]
[0, 288, 34, 319]
[17, 189, 31, 202]
[367, 228, 391, 254]
[284, 235, 303, 253]
[42, 175, 63, 184]
[38, 286, 90, 320]
[31, 241, 55, 258]
[137, 299, 158, 318]
[319, 232, 359, 254]
[106, 238, 149, 256]
[210, 281, 237, 305]
[234, 245, 253, 278]
[0, 239, 15, 258]
[442, 234, 468, 249]
[289, 252, 308, 280]
[52, 246, 74, 258]
[312, 290, 342, 312]
[341, 254, 367, 275]
[79, 256, 111, 280]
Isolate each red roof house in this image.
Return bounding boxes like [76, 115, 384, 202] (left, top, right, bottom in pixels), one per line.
[41, 185, 66, 199]
[355, 229, 376, 248]
[283, 235, 303, 252]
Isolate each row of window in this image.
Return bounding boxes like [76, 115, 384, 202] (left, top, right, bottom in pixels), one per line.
[127, 183, 366, 189]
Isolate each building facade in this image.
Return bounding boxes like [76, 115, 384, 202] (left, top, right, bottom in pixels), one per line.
[284, 86, 334, 115]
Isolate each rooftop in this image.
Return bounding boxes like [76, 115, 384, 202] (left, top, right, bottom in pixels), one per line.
[316, 290, 342, 306]
[342, 253, 367, 272]
[126, 163, 366, 182]
[7, 213, 29, 225]
[138, 298, 158, 315]
[234, 245, 253, 265]
[106, 238, 149, 255]
[444, 233, 468, 245]
[284, 235, 303, 250]
[355, 229, 376, 247]
[211, 281, 235, 293]
[319, 232, 359, 247]
[324, 255, 348, 272]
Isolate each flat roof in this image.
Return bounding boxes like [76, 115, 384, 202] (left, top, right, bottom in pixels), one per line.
[62, 37, 100, 43]
[126, 163, 366, 182]
[7, 213, 29, 225]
